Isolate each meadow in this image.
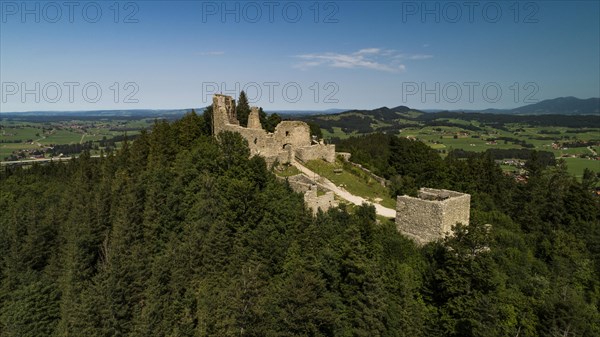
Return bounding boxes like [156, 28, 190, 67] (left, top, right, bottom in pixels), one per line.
[317, 115, 599, 180]
[0, 117, 155, 161]
[3, 112, 599, 181]
[304, 159, 396, 209]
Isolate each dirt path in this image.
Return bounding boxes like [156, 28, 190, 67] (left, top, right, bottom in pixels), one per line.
[34, 136, 46, 146]
[292, 161, 397, 218]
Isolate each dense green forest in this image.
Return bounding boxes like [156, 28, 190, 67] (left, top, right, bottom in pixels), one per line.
[1, 113, 599, 336]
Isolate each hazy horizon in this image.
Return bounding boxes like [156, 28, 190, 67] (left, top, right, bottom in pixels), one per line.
[2, 96, 599, 115]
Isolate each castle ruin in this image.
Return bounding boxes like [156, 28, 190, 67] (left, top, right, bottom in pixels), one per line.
[285, 174, 338, 214]
[212, 94, 336, 166]
[395, 188, 471, 245]
[211, 94, 472, 236]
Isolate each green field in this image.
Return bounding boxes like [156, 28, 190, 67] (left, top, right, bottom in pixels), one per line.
[40, 129, 84, 145]
[1, 126, 41, 141]
[0, 118, 154, 161]
[562, 157, 600, 179]
[273, 164, 301, 177]
[304, 159, 395, 209]
[315, 113, 600, 182]
[410, 125, 599, 178]
[0, 143, 39, 159]
[322, 127, 359, 140]
[3, 113, 599, 183]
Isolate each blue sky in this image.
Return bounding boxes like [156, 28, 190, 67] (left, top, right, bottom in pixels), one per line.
[1, 0, 599, 112]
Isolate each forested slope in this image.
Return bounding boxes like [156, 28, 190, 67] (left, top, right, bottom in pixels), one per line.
[1, 113, 599, 337]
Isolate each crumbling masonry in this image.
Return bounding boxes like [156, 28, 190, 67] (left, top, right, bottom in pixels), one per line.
[284, 174, 338, 215]
[211, 95, 472, 234]
[396, 188, 471, 245]
[211, 94, 337, 214]
[212, 94, 335, 166]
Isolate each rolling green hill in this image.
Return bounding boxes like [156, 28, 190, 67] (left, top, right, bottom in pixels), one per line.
[300, 108, 600, 178]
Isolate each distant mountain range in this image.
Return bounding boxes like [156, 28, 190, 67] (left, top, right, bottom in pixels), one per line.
[300, 100, 600, 137]
[287, 97, 599, 116]
[266, 108, 349, 116]
[430, 97, 599, 115]
[503, 97, 599, 115]
[0, 108, 348, 118]
[0, 109, 191, 118]
[1, 97, 597, 118]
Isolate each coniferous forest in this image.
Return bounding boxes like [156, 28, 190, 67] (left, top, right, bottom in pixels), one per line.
[1, 112, 599, 337]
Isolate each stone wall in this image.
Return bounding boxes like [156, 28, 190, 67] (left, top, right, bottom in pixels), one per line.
[277, 174, 338, 214]
[337, 152, 352, 161]
[211, 94, 335, 165]
[212, 94, 238, 135]
[285, 173, 315, 193]
[396, 188, 470, 245]
[345, 161, 388, 187]
[295, 144, 336, 163]
[304, 188, 337, 215]
[247, 107, 262, 129]
[271, 121, 312, 148]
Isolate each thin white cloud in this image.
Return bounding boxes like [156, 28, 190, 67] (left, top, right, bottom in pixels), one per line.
[407, 54, 433, 60]
[197, 51, 225, 56]
[392, 53, 434, 60]
[356, 48, 381, 55]
[294, 48, 430, 73]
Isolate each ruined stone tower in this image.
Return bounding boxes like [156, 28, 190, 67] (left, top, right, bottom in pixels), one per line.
[212, 94, 238, 135]
[395, 188, 471, 245]
[210, 94, 335, 166]
[247, 107, 262, 129]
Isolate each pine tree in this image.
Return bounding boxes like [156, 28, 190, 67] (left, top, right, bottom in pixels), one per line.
[265, 113, 282, 133]
[236, 91, 251, 127]
[271, 242, 337, 336]
[202, 105, 214, 135]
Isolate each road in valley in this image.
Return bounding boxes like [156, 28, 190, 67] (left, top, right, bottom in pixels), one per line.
[1, 155, 102, 166]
